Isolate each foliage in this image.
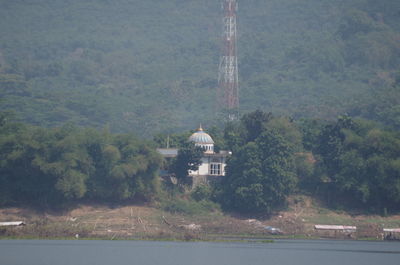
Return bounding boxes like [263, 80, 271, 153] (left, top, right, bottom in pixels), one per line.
[219, 110, 298, 214]
[161, 197, 220, 215]
[0, 113, 161, 207]
[169, 142, 203, 181]
[153, 131, 192, 149]
[241, 110, 273, 143]
[191, 185, 212, 202]
[313, 116, 400, 210]
[2, 106, 400, 214]
[1, 1, 400, 136]
[294, 152, 315, 189]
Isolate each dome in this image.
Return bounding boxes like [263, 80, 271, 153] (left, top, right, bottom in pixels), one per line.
[188, 126, 214, 144]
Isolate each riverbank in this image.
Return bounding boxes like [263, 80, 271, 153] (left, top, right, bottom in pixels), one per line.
[1, 196, 400, 241]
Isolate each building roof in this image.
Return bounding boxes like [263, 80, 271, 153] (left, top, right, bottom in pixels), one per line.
[157, 148, 178, 158]
[188, 125, 214, 144]
[0, 221, 26, 226]
[203, 150, 231, 157]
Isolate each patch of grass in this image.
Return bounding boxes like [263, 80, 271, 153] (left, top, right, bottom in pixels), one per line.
[307, 214, 355, 225]
[259, 239, 274, 243]
[316, 208, 329, 215]
[363, 218, 400, 227]
[161, 198, 221, 215]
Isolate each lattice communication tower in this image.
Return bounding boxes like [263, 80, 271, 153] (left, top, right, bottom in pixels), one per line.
[218, 0, 239, 120]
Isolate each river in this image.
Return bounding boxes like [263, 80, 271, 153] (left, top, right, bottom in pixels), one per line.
[0, 239, 399, 265]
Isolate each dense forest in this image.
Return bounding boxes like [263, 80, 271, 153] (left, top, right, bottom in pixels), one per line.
[156, 110, 400, 214]
[1, 1, 400, 214]
[0, 111, 161, 207]
[1, 0, 400, 136]
[2, 110, 400, 215]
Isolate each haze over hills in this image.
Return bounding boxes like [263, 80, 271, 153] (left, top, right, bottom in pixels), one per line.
[1, 0, 400, 136]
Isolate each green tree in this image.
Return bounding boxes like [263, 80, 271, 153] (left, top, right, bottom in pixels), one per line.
[170, 142, 203, 182]
[86, 132, 162, 201]
[191, 184, 212, 202]
[0, 119, 162, 207]
[221, 110, 297, 214]
[222, 130, 296, 213]
[241, 110, 273, 143]
[315, 117, 400, 210]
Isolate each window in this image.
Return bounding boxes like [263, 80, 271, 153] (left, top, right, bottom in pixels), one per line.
[210, 163, 221, 175]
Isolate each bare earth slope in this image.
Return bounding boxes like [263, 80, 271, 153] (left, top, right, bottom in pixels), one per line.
[1, 196, 400, 240]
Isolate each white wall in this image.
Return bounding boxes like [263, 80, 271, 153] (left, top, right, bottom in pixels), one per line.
[189, 156, 226, 176]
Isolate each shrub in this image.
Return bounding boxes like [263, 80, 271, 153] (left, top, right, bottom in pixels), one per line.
[162, 198, 220, 215]
[191, 185, 212, 201]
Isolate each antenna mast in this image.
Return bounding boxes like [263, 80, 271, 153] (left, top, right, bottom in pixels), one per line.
[218, 0, 239, 120]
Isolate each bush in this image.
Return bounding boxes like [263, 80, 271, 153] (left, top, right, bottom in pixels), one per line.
[198, 200, 221, 212]
[161, 198, 220, 215]
[191, 185, 212, 201]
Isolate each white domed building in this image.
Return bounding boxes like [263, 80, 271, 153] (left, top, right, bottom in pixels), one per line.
[187, 126, 229, 181]
[157, 125, 230, 186]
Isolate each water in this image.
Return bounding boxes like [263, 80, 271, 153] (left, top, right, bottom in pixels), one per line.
[0, 239, 399, 265]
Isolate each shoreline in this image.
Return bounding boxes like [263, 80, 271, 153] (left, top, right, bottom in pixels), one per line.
[1, 196, 400, 242]
[1, 233, 397, 243]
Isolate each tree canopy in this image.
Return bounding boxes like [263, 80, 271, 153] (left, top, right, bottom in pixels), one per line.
[0, 112, 161, 208]
[313, 117, 400, 209]
[1, 0, 400, 136]
[219, 112, 298, 213]
[2, 109, 400, 214]
[170, 142, 203, 182]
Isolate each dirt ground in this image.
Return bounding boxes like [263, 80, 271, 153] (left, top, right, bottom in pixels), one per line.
[1, 196, 400, 240]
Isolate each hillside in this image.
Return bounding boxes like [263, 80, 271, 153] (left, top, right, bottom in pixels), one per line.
[1, 0, 400, 136]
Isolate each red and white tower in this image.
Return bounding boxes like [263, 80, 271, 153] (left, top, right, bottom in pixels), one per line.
[218, 0, 239, 120]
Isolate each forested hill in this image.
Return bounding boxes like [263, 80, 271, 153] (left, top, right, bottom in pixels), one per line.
[1, 0, 400, 136]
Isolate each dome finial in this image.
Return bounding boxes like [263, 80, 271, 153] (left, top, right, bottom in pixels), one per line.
[189, 124, 214, 144]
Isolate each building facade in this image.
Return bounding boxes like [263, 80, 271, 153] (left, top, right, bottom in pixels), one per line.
[187, 126, 228, 178]
[157, 126, 230, 186]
